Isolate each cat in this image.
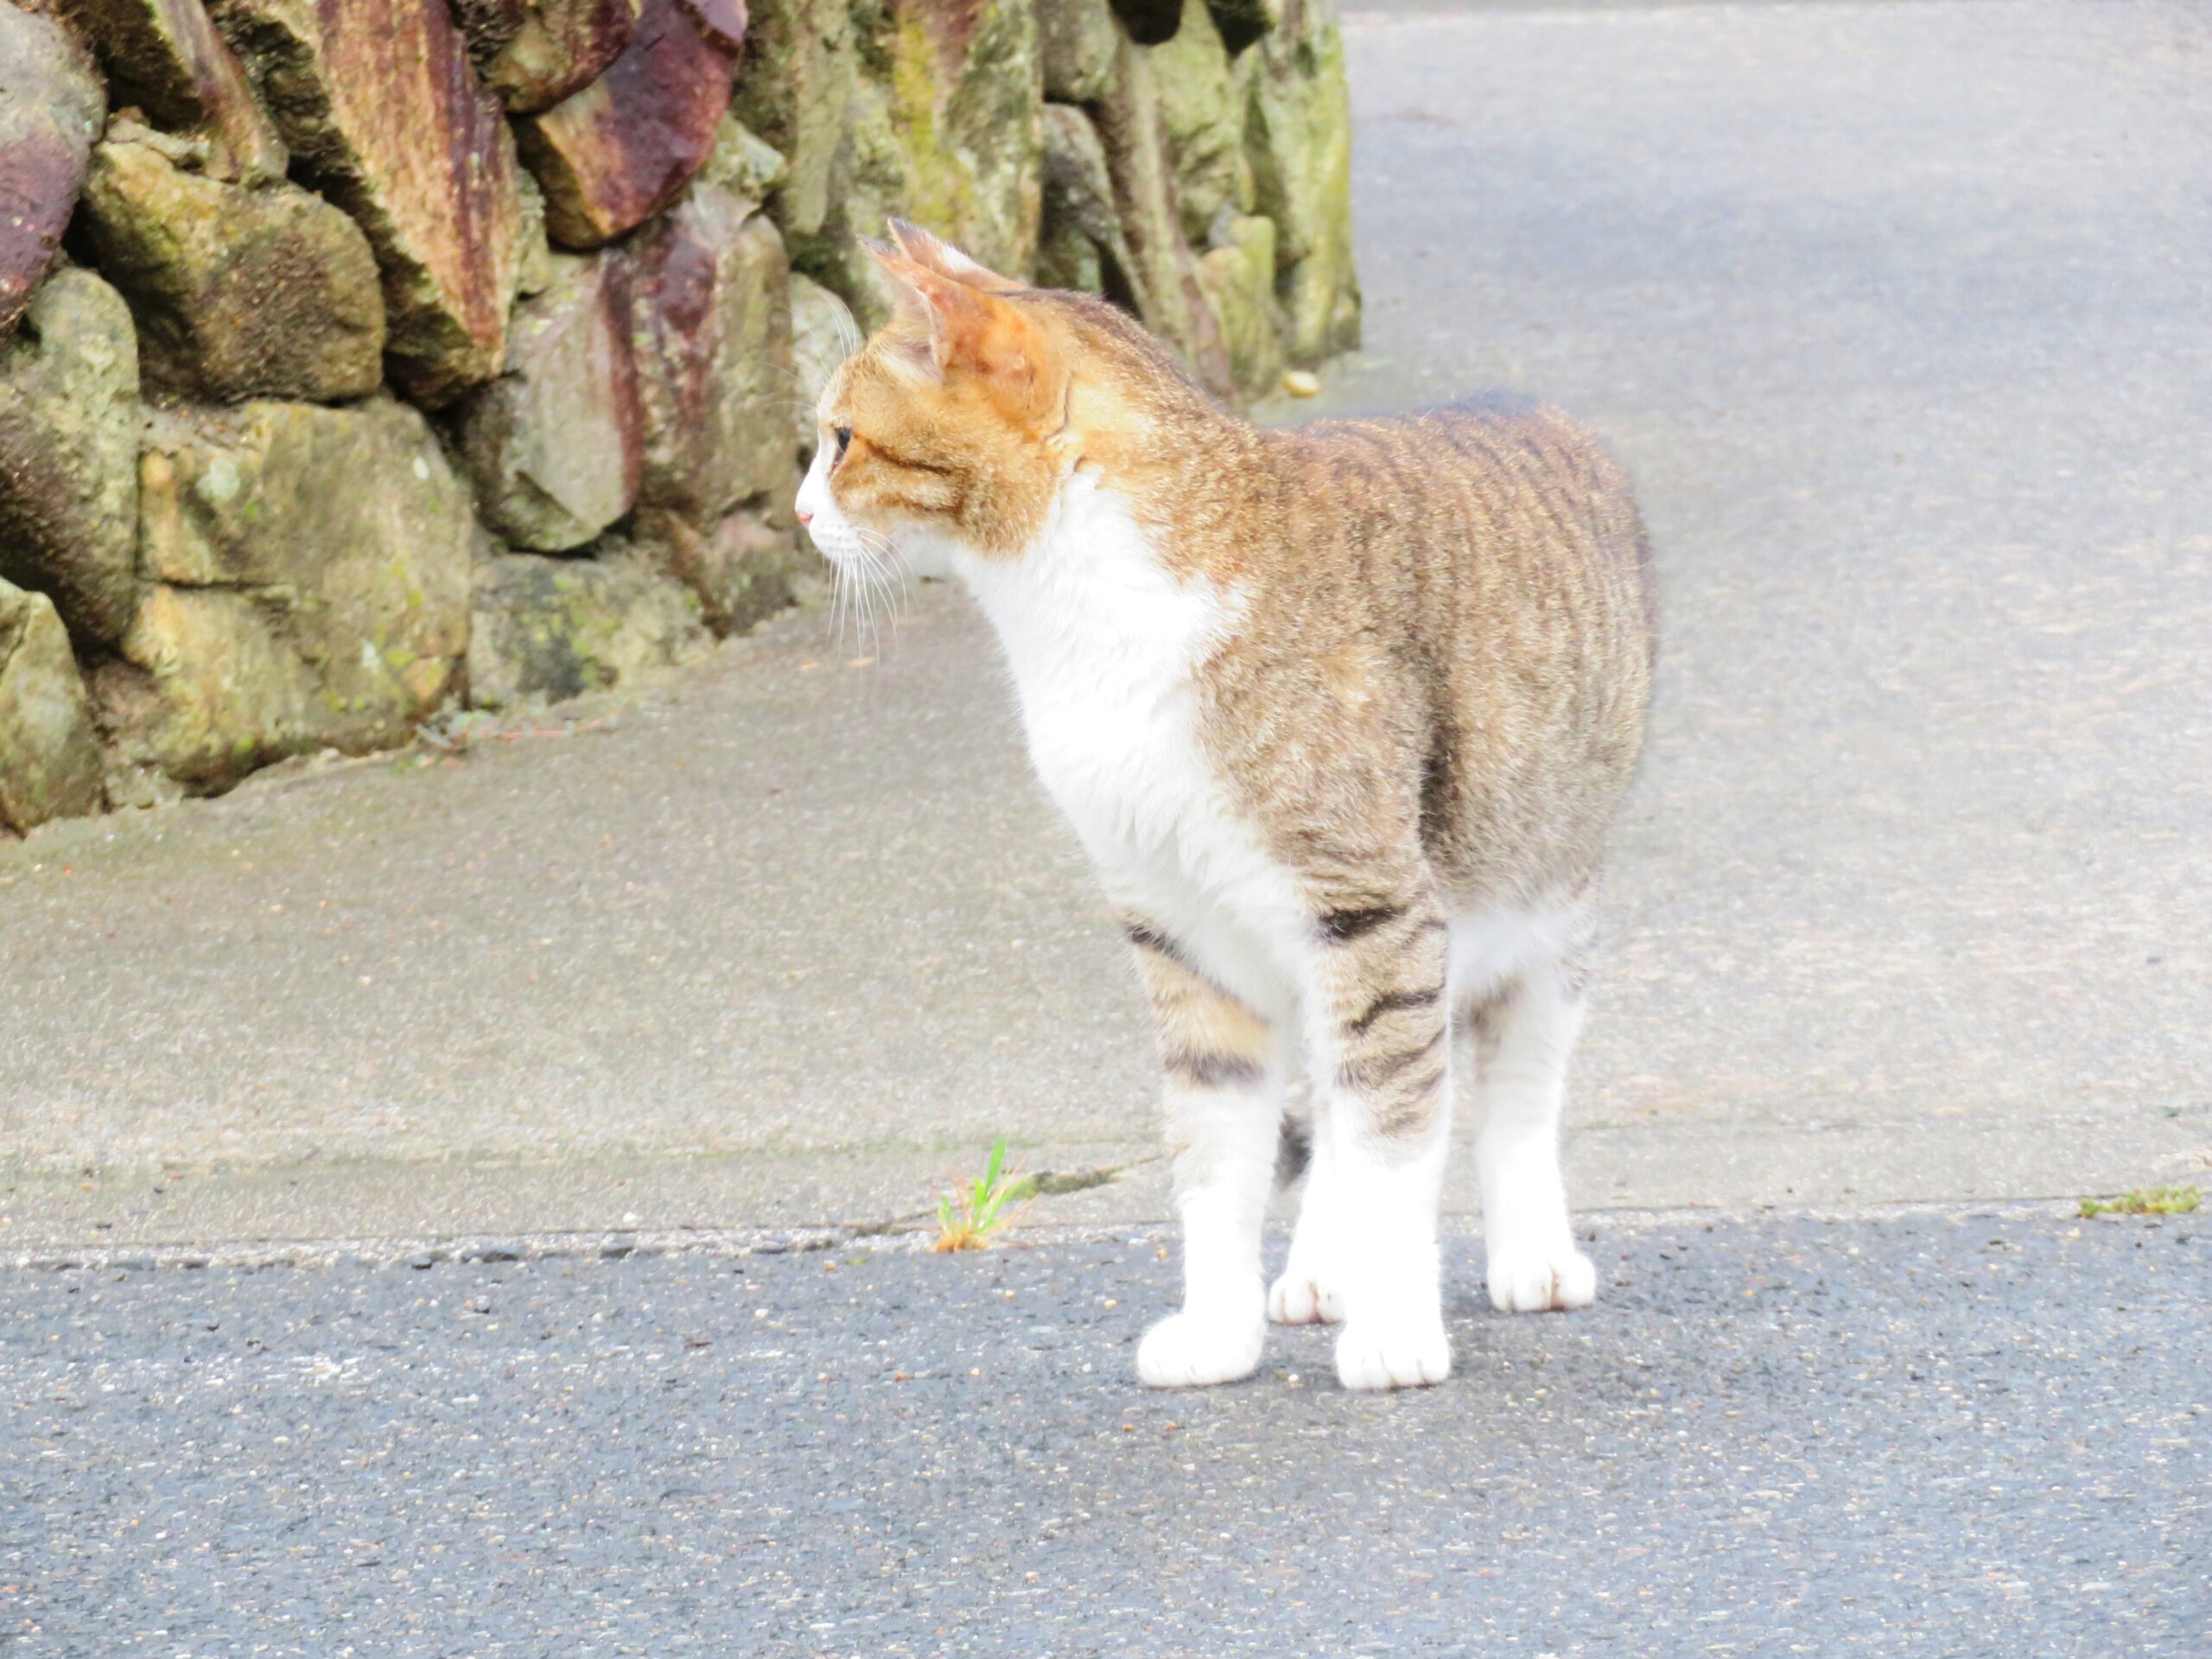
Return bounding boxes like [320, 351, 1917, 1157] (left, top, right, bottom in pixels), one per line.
[797, 220, 1656, 1391]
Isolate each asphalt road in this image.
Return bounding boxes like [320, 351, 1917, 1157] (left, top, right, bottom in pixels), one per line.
[5, 1208, 2206, 1656]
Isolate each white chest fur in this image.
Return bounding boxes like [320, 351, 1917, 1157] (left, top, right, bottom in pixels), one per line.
[953, 477, 1300, 1012]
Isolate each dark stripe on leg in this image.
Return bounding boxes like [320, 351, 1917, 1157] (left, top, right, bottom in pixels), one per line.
[1318, 904, 1404, 944]
[1338, 1028, 1446, 1090]
[1123, 919, 1181, 958]
[1163, 1048, 1267, 1089]
[1346, 982, 1445, 1037]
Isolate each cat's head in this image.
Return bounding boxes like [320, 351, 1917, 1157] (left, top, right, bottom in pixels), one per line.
[795, 220, 1198, 571]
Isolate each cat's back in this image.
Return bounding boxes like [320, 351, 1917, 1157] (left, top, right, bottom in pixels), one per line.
[1265, 394, 1652, 631]
[1240, 396, 1657, 898]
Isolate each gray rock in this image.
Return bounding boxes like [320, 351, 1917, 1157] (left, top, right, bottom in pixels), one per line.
[1109, 0, 1181, 48]
[1148, 0, 1254, 245]
[787, 270, 854, 456]
[801, 0, 1042, 322]
[0, 267, 142, 648]
[1243, 0, 1359, 361]
[76, 129, 385, 403]
[456, 251, 640, 553]
[1196, 212, 1280, 400]
[1035, 101, 1141, 314]
[698, 113, 789, 207]
[1036, 0, 1115, 102]
[1204, 0, 1275, 55]
[0, 4, 105, 338]
[513, 169, 553, 300]
[728, 0, 850, 242]
[633, 500, 798, 638]
[467, 548, 709, 709]
[1089, 25, 1234, 397]
[0, 575, 103, 831]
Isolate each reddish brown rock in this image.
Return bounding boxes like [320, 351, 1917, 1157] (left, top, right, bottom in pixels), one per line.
[59, 0, 286, 181]
[455, 251, 641, 552]
[0, 3, 105, 338]
[449, 0, 638, 115]
[671, 0, 741, 53]
[621, 183, 792, 523]
[514, 0, 737, 251]
[213, 0, 521, 405]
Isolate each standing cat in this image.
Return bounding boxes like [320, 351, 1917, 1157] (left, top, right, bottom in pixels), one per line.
[797, 222, 1656, 1391]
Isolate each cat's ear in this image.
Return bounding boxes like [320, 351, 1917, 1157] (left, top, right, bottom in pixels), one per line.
[865, 238, 1039, 391]
[883, 218, 1026, 294]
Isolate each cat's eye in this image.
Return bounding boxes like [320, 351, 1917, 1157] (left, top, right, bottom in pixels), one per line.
[832, 425, 853, 460]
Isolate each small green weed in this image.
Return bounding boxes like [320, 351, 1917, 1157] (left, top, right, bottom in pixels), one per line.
[933, 1138, 1037, 1252]
[2079, 1185, 2201, 1218]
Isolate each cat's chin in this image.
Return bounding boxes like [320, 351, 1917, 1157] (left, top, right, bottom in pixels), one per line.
[891, 537, 960, 582]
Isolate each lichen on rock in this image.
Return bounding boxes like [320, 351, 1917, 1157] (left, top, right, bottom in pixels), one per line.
[103, 395, 473, 785]
[60, 0, 288, 182]
[77, 124, 386, 403]
[467, 546, 709, 709]
[1243, 0, 1358, 362]
[0, 575, 105, 832]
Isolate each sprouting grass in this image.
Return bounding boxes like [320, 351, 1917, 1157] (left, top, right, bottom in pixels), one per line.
[932, 1138, 1037, 1252]
[2079, 1185, 2201, 1218]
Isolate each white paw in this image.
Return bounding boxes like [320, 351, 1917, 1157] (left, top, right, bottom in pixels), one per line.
[1334, 1313, 1452, 1391]
[1267, 1266, 1346, 1325]
[1486, 1239, 1598, 1313]
[1135, 1310, 1265, 1389]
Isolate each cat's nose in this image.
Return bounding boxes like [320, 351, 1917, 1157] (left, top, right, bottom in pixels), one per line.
[796, 505, 814, 527]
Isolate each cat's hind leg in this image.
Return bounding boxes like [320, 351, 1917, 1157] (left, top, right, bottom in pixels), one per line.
[1459, 922, 1598, 1314]
[1127, 922, 1284, 1388]
[1268, 1089, 1349, 1325]
[1301, 891, 1455, 1390]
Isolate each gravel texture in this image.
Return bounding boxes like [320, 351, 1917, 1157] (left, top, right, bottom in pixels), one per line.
[6, 1208, 2206, 1656]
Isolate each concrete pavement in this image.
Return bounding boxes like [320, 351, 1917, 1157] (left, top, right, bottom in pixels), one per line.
[4, 0, 2209, 1253]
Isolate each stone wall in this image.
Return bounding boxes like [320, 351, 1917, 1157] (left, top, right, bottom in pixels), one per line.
[0, 0, 1358, 833]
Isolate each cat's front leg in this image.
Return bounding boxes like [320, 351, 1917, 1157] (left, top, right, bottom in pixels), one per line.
[1306, 893, 1454, 1391]
[1126, 920, 1282, 1389]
